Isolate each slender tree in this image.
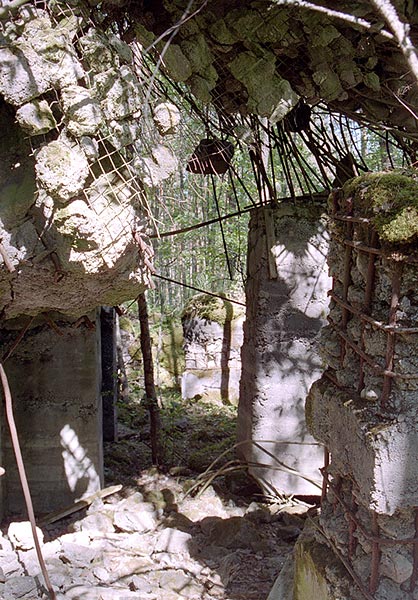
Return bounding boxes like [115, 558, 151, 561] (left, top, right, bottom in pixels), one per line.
[137, 292, 161, 465]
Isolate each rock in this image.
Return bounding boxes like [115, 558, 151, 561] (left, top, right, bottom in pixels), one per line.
[135, 144, 178, 188]
[35, 139, 89, 201]
[208, 516, 262, 549]
[0, 46, 49, 104]
[78, 511, 115, 533]
[102, 65, 143, 120]
[61, 85, 103, 137]
[101, 554, 153, 582]
[154, 528, 192, 554]
[8, 521, 44, 551]
[2, 575, 39, 599]
[0, 544, 22, 577]
[15, 99, 57, 135]
[128, 574, 154, 593]
[45, 559, 72, 589]
[159, 569, 202, 598]
[113, 508, 157, 533]
[60, 536, 98, 567]
[153, 102, 181, 135]
[381, 549, 413, 584]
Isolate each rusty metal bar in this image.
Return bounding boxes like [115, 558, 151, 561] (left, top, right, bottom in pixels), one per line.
[410, 508, 418, 592]
[340, 198, 354, 365]
[342, 239, 418, 264]
[328, 318, 418, 380]
[324, 472, 418, 545]
[380, 262, 403, 408]
[329, 291, 418, 334]
[348, 493, 358, 559]
[331, 214, 372, 224]
[358, 231, 377, 392]
[369, 512, 381, 594]
[321, 447, 330, 505]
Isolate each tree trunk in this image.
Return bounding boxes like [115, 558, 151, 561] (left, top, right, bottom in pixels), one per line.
[137, 292, 161, 466]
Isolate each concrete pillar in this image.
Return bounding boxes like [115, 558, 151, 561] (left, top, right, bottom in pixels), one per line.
[0, 312, 103, 518]
[100, 307, 118, 442]
[237, 204, 331, 496]
[294, 178, 418, 600]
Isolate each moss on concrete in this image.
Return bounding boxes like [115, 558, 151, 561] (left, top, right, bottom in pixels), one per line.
[182, 293, 241, 325]
[342, 170, 418, 246]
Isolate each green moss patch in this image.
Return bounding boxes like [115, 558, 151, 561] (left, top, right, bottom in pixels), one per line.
[182, 293, 242, 325]
[342, 170, 418, 246]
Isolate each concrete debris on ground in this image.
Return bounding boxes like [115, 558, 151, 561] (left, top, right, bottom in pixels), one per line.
[0, 471, 307, 600]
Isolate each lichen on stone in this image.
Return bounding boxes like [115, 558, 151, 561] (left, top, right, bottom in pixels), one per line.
[342, 170, 418, 246]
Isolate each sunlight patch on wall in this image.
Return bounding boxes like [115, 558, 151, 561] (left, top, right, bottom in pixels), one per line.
[60, 424, 100, 499]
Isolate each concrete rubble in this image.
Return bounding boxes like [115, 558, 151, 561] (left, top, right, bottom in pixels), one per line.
[181, 294, 245, 405]
[0, 6, 180, 320]
[0, 474, 303, 600]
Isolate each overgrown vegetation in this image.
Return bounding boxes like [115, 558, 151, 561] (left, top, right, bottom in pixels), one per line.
[104, 387, 238, 487]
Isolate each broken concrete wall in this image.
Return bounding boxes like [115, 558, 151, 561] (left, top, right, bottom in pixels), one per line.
[0, 5, 180, 320]
[181, 294, 245, 405]
[294, 172, 418, 599]
[0, 3, 180, 519]
[237, 204, 331, 496]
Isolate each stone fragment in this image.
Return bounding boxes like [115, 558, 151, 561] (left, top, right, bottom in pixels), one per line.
[8, 521, 44, 551]
[35, 140, 89, 201]
[103, 65, 142, 119]
[135, 144, 178, 188]
[163, 43, 193, 82]
[113, 508, 157, 533]
[228, 51, 299, 122]
[159, 569, 202, 598]
[153, 102, 181, 135]
[0, 46, 49, 105]
[61, 85, 103, 137]
[79, 511, 115, 533]
[128, 574, 154, 593]
[208, 516, 261, 549]
[15, 99, 57, 135]
[60, 539, 98, 567]
[381, 549, 413, 584]
[2, 575, 39, 599]
[154, 528, 192, 554]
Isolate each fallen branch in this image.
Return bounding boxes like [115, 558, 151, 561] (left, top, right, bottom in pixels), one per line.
[38, 484, 122, 527]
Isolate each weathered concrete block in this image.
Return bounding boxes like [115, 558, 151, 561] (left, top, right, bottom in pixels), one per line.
[181, 295, 245, 404]
[0, 313, 103, 517]
[237, 205, 331, 495]
[293, 524, 355, 600]
[307, 377, 418, 515]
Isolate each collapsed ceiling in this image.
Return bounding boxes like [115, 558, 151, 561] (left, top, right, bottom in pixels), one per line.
[105, 0, 418, 147]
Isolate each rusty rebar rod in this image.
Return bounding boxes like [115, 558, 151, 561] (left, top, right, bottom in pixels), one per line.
[380, 262, 403, 408]
[340, 198, 354, 364]
[358, 231, 377, 392]
[321, 447, 330, 505]
[369, 512, 381, 594]
[329, 291, 418, 334]
[328, 317, 418, 381]
[410, 508, 418, 592]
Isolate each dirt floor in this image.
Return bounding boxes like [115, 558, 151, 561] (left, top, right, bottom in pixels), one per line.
[1, 391, 318, 600]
